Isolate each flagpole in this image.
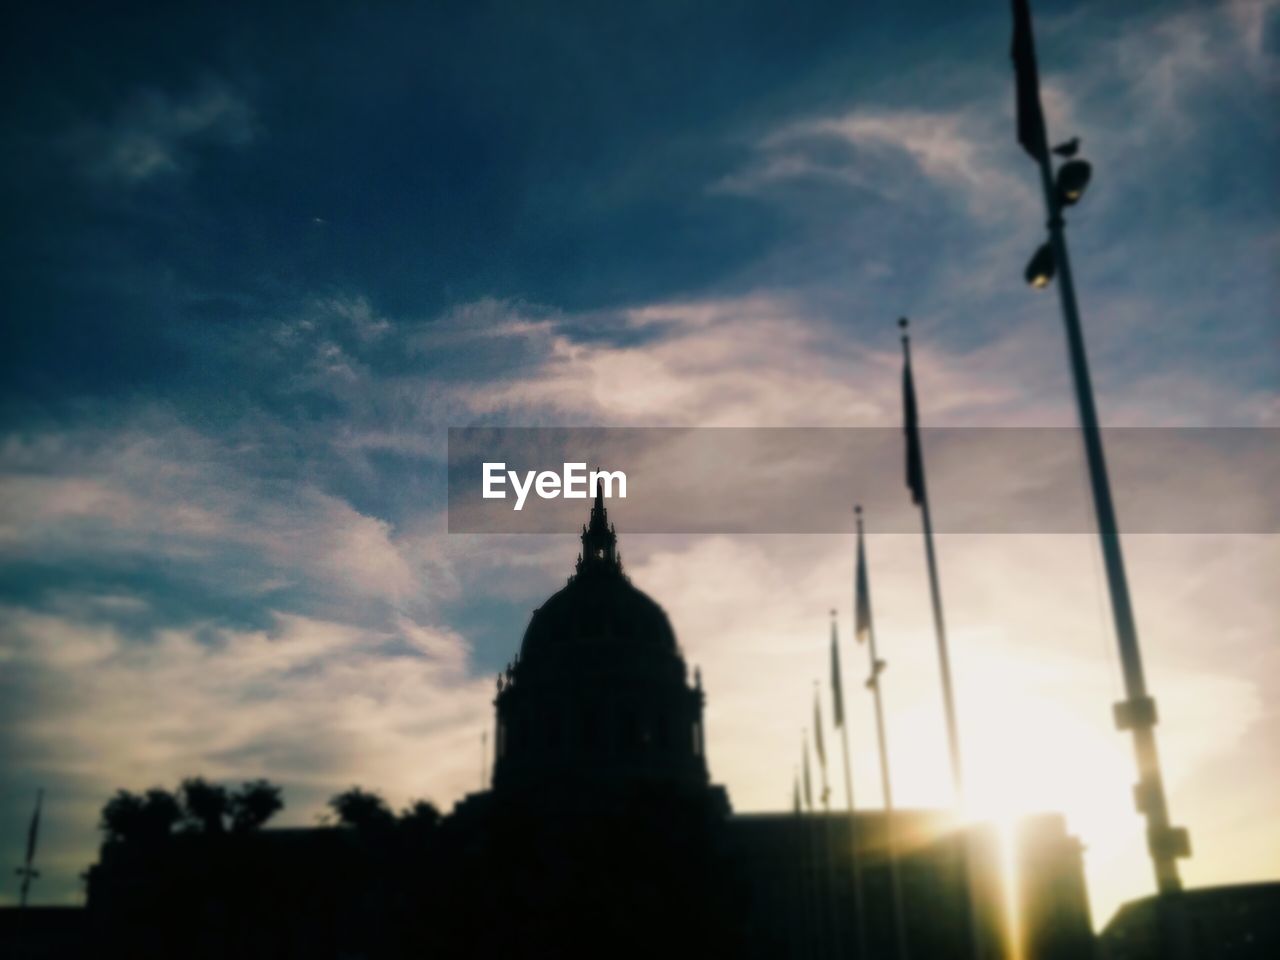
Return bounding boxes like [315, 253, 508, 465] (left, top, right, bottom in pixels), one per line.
[17, 788, 43, 908]
[856, 507, 910, 960]
[814, 684, 844, 960]
[832, 611, 872, 960]
[793, 773, 814, 960]
[803, 731, 826, 960]
[899, 318, 964, 800]
[1009, 0, 1189, 905]
[900, 319, 988, 960]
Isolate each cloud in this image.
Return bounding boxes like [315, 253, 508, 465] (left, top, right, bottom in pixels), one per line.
[0, 414, 417, 608]
[67, 79, 255, 184]
[2, 602, 489, 815]
[720, 108, 1037, 223]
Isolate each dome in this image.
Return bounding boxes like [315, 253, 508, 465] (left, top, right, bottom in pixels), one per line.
[519, 567, 680, 668]
[490, 490, 712, 798]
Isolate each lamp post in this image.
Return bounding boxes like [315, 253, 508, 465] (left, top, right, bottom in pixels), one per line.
[1022, 118, 1191, 906]
[1011, 3, 1191, 953]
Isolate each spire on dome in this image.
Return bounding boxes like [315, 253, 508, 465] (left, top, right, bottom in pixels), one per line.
[577, 477, 621, 574]
[590, 482, 608, 529]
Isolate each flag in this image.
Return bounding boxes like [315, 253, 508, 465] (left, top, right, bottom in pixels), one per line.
[855, 527, 872, 645]
[1011, 0, 1049, 163]
[25, 789, 42, 866]
[813, 691, 827, 770]
[793, 774, 802, 816]
[830, 617, 845, 729]
[903, 347, 925, 507]
[802, 735, 814, 810]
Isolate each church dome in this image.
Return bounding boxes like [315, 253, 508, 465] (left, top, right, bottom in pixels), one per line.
[490, 489, 712, 798]
[519, 568, 680, 668]
[516, 485, 681, 672]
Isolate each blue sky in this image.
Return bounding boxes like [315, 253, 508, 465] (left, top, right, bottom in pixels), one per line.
[2, 0, 1277, 927]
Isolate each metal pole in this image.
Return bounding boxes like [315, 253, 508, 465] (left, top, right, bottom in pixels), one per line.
[804, 733, 827, 960]
[901, 323, 965, 799]
[1009, 3, 1189, 952]
[838, 717, 871, 959]
[900, 321, 987, 959]
[858, 508, 911, 960]
[1034, 151, 1189, 899]
[793, 779, 810, 960]
[820, 758, 844, 959]
[835, 610, 872, 959]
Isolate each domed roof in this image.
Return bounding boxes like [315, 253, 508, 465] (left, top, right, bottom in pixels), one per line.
[517, 489, 680, 668]
[520, 569, 679, 665]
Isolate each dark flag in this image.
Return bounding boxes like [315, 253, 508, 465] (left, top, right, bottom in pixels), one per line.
[25, 790, 42, 867]
[855, 528, 872, 645]
[830, 616, 845, 729]
[793, 774, 802, 815]
[803, 734, 814, 810]
[1011, 0, 1049, 163]
[813, 691, 827, 771]
[903, 343, 925, 506]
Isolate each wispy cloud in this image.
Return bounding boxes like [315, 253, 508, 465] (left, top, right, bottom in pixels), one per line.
[67, 79, 255, 184]
[720, 108, 1038, 223]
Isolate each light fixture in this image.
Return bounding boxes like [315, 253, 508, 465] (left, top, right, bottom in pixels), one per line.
[1024, 242, 1055, 288]
[1056, 159, 1092, 206]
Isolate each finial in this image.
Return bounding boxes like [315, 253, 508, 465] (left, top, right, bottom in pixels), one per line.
[829, 608, 837, 619]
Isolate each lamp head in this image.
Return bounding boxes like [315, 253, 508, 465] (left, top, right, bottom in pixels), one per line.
[1056, 159, 1092, 206]
[1025, 242, 1056, 289]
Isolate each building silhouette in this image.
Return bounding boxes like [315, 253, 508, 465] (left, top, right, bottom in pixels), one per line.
[1099, 882, 1280, 960]
[28, 495, 1108, 959]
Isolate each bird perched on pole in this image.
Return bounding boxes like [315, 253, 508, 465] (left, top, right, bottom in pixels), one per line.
[1052, 136, 1080, 157]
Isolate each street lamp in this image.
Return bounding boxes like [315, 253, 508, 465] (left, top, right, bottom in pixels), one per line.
[1024, 148, 1089, 288]
[1011, 2, 1190, 935]
[1024, 242, 1055, 288]
[1056, 159, 1092, 206]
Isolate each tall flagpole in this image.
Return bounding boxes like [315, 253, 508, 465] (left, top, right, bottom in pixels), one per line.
[831, 610, 871, 960]
[899, 318, 964, 799]
[793, 772, 814, 960]
[1009, 0, 1189, 905]
[802, 731, 826, 960]
[900, 318, 987, 960]
[813, 684, 844, 960]
[17, 788, 43, 908]
[856, 506, 910, 960]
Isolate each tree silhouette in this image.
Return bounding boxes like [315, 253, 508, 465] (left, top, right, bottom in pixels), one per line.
[328, 787, 394, 832]
[398, 799, 441, 841]
[140, 788, 182, 839]
[229, 779, 284, 832]
[180, 777, 229, 833]
[101, 788, 182, 843]
[100, 790, 145, 843]
[101, 779, 283, 843]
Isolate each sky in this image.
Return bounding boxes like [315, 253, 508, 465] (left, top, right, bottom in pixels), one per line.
[1, 0, 1277, 931]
